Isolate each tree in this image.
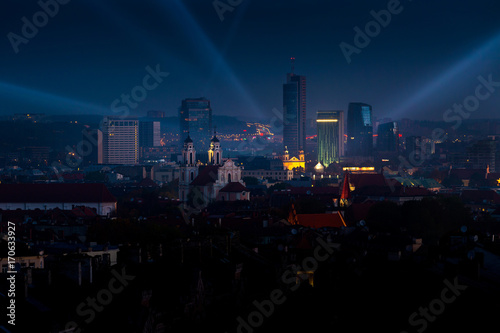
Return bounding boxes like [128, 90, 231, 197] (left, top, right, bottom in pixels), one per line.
[85, 171, 106, 182]
[469, 172, 487, 188]
[366, 201, 402, 232]
[442, 173, 462, 188]
[242, 176, 259, 186]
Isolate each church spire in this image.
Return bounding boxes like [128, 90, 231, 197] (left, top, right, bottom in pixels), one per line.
[340, 171, 351, 207]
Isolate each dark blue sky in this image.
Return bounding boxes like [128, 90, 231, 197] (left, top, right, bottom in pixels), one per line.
[2, 0, 500, 122]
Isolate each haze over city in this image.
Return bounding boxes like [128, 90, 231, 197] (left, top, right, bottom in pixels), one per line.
[1, 1, 500, 333]
[2, 0, 500, 120]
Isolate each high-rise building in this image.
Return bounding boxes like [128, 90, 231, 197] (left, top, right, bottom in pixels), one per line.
[347, 102, 373, 157]
[376, 121, 399, 152]
[467, 139, 497, 172]
[406, 136, 435, 162]
[317, 110, 344, 167]
[139, 121, 161, 148]
[179, 98, 212, 157]
[102, 117, 139, 164]
[283, 64, 306, 158]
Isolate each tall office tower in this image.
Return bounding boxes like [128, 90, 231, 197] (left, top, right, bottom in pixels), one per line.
[102, 117, 139, 164]
[283, 59, 306, 157]
[376, 121, 399, 152]
[406, 136, 422, 160]
[139, 121, 161, 148]
[467, 139, 497, 172]
[82, 128, 103, 166]
[406, 136, 435, 161]
[317, 110, 344, 167]
[179, 98, 212, 156]
[347, 102, 373, 157]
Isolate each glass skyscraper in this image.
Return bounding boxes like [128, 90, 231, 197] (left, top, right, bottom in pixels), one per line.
[347, 102, 373, 157]
[376, 121, 399, 152]
[317, 110, 344, 167]
[283, 73, 306, 157]
[179, 98, 212, 157]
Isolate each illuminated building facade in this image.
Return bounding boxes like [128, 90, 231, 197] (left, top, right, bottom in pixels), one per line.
[317, 110, 344, 167]
[102, 117, 139, 164]
[282, 148, 305, 171]
[208, 131, 222, 165]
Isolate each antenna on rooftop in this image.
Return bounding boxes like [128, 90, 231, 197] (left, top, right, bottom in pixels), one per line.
[291, 57, 295, 74]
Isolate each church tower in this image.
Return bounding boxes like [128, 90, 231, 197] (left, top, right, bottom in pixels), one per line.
[208, 128, 222, 165]
[283, 146, 290, 161]
[179, 134, 198, 202]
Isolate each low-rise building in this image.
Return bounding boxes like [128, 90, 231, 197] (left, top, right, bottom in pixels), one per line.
[0, 183, 117, 216]
[242, 169, 293, 181]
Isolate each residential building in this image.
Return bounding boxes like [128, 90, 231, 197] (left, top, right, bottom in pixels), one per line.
[242, 169, 293, 181]
[0, 183, 117, 216]
[102, 117, 139, 164]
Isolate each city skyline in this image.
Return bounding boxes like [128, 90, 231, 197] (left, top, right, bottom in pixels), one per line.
[1, 1, 500, 331]
[2, 1, 500, 122]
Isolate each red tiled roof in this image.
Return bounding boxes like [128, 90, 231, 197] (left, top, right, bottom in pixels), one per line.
[341, 172, 351, 200]
[349, 173, 388, 189]
[138, 178, 159, 187]
[71, 206, 98, 217]
[296, 212, 346, 228]
[219, 182, 249, 193]
[345, 200, 376, 223]
[190, 166, 219, 186]
[487, 172, 500, 181]
[0, 183, 116, 203]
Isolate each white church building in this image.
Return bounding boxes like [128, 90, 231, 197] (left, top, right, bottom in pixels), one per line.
[179, 132, 249, 205]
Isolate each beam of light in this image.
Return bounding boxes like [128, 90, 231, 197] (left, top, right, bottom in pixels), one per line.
[0, 81, 109, 114]
[84, 0, 185, 66]
[157, 0, 263, 118]
[208, 1, 250, 77]
[392, 30, 500, 118]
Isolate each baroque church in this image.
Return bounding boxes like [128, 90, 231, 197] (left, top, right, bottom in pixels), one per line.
[179, 131, 250, 205]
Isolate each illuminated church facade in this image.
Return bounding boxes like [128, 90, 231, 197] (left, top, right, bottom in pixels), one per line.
[281, 147, 306, 171]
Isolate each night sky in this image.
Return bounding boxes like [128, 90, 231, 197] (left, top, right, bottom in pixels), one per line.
[2, 0, 500, 121]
